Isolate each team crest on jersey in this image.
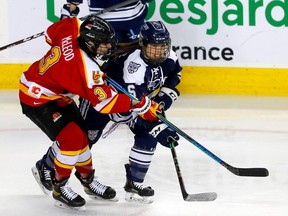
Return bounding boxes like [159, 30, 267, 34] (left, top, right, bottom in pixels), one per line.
[127, 61, 141, 74]
[28, 85, 42, 99]
[88, 130, 99, 142]
[147, 66, 165, 91]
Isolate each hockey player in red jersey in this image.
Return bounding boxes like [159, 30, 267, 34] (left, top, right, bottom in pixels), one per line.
[33, 20, 181, 205]
[19, 15, 160, 210]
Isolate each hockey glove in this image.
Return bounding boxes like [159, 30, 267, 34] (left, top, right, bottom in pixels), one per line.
[153, 86, 179, 111]
[60, 3, 80, 20]
[132, 94, 161, 122]
[149, 122, 179, 147]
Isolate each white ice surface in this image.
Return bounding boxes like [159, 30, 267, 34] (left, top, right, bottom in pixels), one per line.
[1, 90, 287, 216]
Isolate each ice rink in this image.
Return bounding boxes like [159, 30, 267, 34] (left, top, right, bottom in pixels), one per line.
[1, 90, 288, 216]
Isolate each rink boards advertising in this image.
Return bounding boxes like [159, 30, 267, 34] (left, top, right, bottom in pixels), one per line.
[1, 0, 288, 95]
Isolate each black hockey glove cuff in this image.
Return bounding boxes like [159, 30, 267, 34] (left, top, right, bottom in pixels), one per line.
[153, 86, 179, 111]
[149, 122, 179, 148]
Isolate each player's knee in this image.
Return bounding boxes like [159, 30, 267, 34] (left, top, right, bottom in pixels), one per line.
[56, 122, 88, 150]
[134, 134, 158, 151]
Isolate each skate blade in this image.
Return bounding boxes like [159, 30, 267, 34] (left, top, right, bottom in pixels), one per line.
[31, 166, 51, 196]
[125, 192, 154, 204]
[54, 200, 86, 211]
[89, 195, 119, 202]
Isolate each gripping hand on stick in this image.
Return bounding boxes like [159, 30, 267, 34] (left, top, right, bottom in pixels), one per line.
[132, 94, 162, 122]
[149, 121, 179, 147]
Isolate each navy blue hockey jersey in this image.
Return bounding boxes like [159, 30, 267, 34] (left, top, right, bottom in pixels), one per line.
[102, 48, 182, 123]
[88, 0, 148, 31]
[104, 49, 181, 98]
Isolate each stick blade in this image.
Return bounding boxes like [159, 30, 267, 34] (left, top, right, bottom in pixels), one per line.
[185, 192, 217, 202]
[239, 168, 269, 177]
[229, 167, 269, 177]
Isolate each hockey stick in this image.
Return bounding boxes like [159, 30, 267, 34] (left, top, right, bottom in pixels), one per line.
[104, 75, 269, 177]
[158, 114, 269, 177]
[169, 140, 217, 201]
[0, 0, 139, 51]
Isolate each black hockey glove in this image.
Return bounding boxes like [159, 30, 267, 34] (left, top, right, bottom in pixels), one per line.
[60, 3, 80, 20]
[153, 86, 179, 111]
[149, 121, 179, 148]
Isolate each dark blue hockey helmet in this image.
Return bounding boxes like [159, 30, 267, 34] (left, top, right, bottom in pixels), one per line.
[139, 21, 171, 65]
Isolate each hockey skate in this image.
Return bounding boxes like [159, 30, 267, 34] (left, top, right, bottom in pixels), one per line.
[31, 159, 53, 195]
[124, 164, 154, 204]
[75, 170, 119, 202]
[52, 176, 86, 211]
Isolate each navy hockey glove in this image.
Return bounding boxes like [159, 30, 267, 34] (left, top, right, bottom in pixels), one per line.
[149, 122, 179, 147]
[153, 86, 179, 111]
[60, 3, 80, 20]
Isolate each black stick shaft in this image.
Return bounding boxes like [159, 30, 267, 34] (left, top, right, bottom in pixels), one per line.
[170, 143, 189, 200]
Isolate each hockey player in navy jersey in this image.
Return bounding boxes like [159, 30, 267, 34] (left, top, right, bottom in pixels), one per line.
[60, 0, 152, 54]
[78, 20, 181, 204]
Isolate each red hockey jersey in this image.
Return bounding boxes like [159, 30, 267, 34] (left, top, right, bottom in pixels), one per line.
[19, 17, 131, 114]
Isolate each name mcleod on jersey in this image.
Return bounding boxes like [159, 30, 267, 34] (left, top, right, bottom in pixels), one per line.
[61, 35, 74, 61]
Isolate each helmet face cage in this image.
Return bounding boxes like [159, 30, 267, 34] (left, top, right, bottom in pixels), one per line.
[139, 21, 171, 65]
[79, 15, 117, 59]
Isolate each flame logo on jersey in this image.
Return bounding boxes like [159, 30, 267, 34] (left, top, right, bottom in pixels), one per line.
[127, 61, 141, 74]
[28, 85, 42, 99]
